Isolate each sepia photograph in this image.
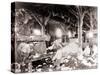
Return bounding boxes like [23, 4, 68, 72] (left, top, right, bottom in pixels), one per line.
[11, 2, 98, 73]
